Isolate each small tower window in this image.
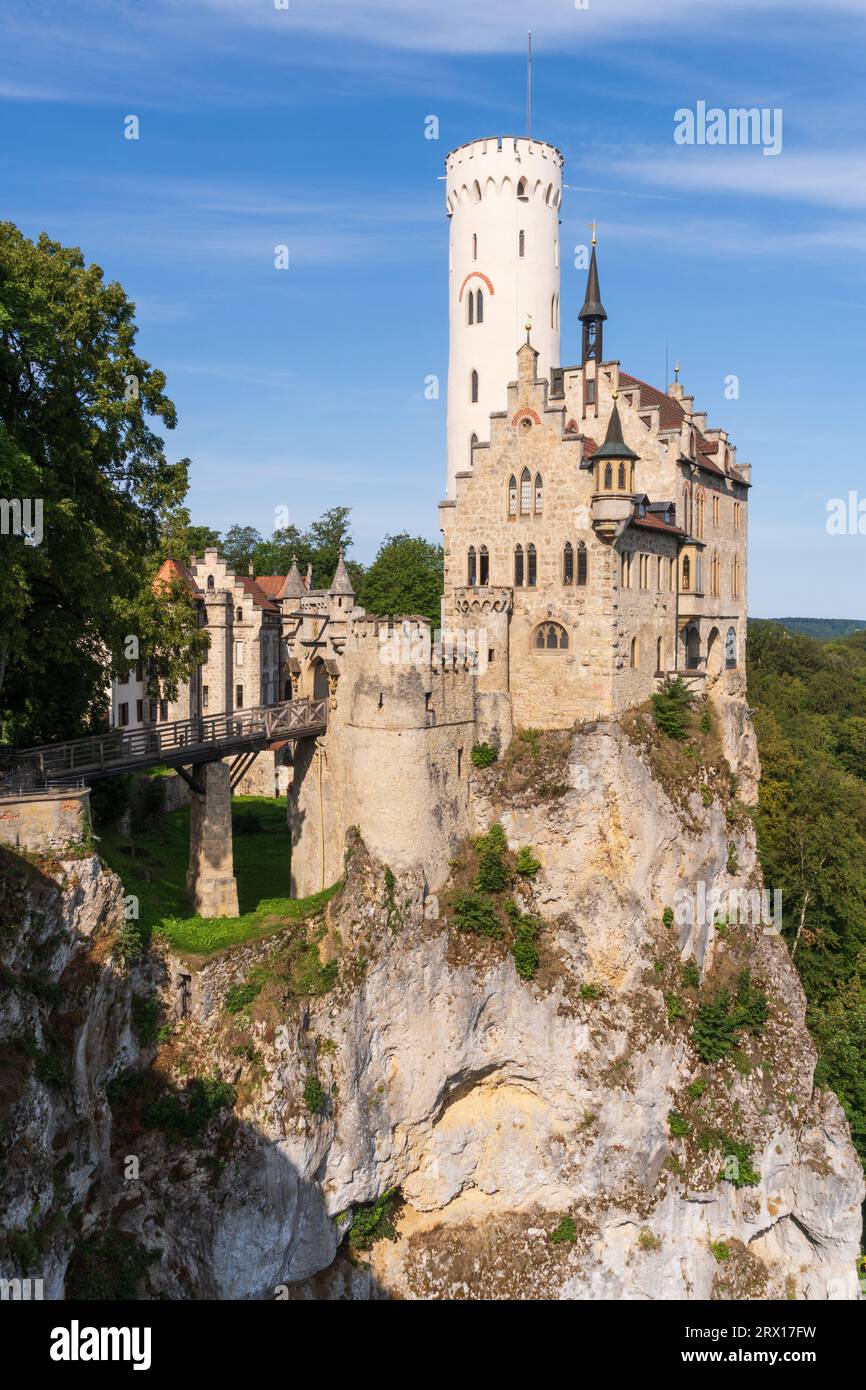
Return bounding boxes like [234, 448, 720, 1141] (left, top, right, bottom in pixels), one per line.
[585, 377, 596, 405]
[470, 432, 478, 463]
[682, 555, 691, 591]
[508, 475, 518, 517]
[527, 543, 537, 587]
[519, 229, 525, 257]
[563, 541, 574, 585]
[618, 462, 627, 489]
[236, 607, 243, 622]
[534, 473, 543, 513]
[514, 544, 524, 587]
[472, 232, 477, 260]
[630, 637, 639, 669]
[520, 468, 532, 514]
[476, 289, 483, 323]
[656, 636, 664, 673]
[467, 293, 474, 325]
[517, 177, 528, 199]
[207, 575, 215, 590]
[471, 369, 478, 403]
[467, 547, 477, 586]
[236, 684, 244, 708]
[604, 463, 613, 490]
[577, 542, 588, 587]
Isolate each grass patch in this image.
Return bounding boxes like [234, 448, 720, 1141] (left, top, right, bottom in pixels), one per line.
[98, 797, 342, 955]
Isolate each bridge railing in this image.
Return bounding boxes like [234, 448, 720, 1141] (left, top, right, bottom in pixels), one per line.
[1, 698, 328, 784]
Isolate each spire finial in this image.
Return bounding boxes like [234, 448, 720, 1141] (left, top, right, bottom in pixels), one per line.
[590, 218, 598, 246]
[674, 360, 680, 382]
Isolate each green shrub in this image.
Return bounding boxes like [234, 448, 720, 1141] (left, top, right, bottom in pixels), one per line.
[347, 1189, 400, 1252]
[726, 841, 740, 874]
[474, 824, 510, 892]
[710, 1240, 730, 1263]
[718, 1136, 760, 1189]
[454, 891, 501, 938]
[699, 709, 712, 735]
[687, 1078, 708, 1100]
[662, 906, 674, 928]
[733, 968, 768, 1036]
[470, 742, 499, 769]
[651, 676, 694, 740]
[666, 992, 686, 1022]
[303, 1074, 326, 1115]
[88, 775, 133, 827]
[580, 982, 602, 1001]
[693, 989, 740, 1063]
[511, 921, 540, 980]
[515, 846, 541, 878]
[225, 981, 261, 1014]
[681, 960, 700, 989]
[668, 1108, 690, 1138]
[549, 1216, 577, 1245]
[131, 994, 161, 1045]
[143, 1073, 233, 1141]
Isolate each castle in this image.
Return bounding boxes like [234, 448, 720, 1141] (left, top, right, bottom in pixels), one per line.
[114, 131, 751, 898]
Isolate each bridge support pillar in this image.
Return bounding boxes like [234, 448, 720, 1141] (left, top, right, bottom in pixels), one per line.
[186, 761, 239, 918]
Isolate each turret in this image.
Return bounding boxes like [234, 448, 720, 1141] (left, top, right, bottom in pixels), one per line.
[445, 136, 563, 497]
[588, 392, 638, 542]
[579, 231, 607, 368]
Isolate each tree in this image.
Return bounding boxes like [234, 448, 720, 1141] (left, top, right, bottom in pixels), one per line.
[221, 524, 263, 575]
[307, 506, 354, 590]
[157, 513, 221, 565]
[0, 223, 206, 744]
[357, 533, 443, 626]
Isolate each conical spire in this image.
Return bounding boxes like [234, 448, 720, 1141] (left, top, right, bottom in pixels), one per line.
[329, 550, 355, 596]
[589, 392, 638, 461]
[578, 243, 607, 323]
[278, 555, 305, 600]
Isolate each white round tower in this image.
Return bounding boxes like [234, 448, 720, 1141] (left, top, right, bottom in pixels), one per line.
[445, 136, 563, 496]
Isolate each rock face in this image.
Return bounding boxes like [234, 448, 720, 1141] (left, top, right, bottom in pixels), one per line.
[0, 716, 862, 1300]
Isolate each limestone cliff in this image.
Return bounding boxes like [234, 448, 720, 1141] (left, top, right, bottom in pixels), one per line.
[0, 714, 862, 1300]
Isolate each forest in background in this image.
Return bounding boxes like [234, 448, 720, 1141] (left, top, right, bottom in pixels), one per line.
[748, 621, 866, 1174]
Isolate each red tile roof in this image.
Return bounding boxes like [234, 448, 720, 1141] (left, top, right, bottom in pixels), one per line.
[619, 371, 732, 481]
[255, 575, 287, 598]
[235, 574, 280, 613]
[630, 512, 685, 537]
[152, 557, 200, 597]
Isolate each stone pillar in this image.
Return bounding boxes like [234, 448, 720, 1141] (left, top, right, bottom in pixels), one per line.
[187, 761, 239, 917]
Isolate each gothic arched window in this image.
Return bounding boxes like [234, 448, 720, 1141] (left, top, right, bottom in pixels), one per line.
[534, 473, 543, 513]
[682, 555, 691, 591]
[562, 541, 574, 585]
[520, 468, 532, 515]
[577, 541, 588, 587]
[527, 543, 537, 587]
[519, 229, 525, 257]
[618, 462, 627, 489]
[476, 289, 484, 323]
[467, 292, 474, 326]
[471, 369, 478, 403]
[508, 475, 517, 517]
[479, 545, 489, 586]
[470, 433, 478, 463]
[532, 622, 568, 651]
[467, 546, 476, 586]
[517, 177, 528, 199]
[514, 544, 524, 587]
[604, 463, 613, 490]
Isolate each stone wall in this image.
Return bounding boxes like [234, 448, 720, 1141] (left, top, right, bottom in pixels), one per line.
[0, 788, 91, 855]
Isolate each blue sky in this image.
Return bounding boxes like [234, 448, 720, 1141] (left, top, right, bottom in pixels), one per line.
[2, 0, 865, 617]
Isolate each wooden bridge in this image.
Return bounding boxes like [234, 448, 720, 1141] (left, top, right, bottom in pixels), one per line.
[1, 698, 328, 789]
[0, 699, 328, 920]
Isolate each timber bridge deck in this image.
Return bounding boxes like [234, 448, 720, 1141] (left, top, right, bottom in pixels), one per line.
[0, 697, 328, 790]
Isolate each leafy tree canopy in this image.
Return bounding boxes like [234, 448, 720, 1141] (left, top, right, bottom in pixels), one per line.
[356, 532, 444, 627]
[0, 223, 206, 743]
